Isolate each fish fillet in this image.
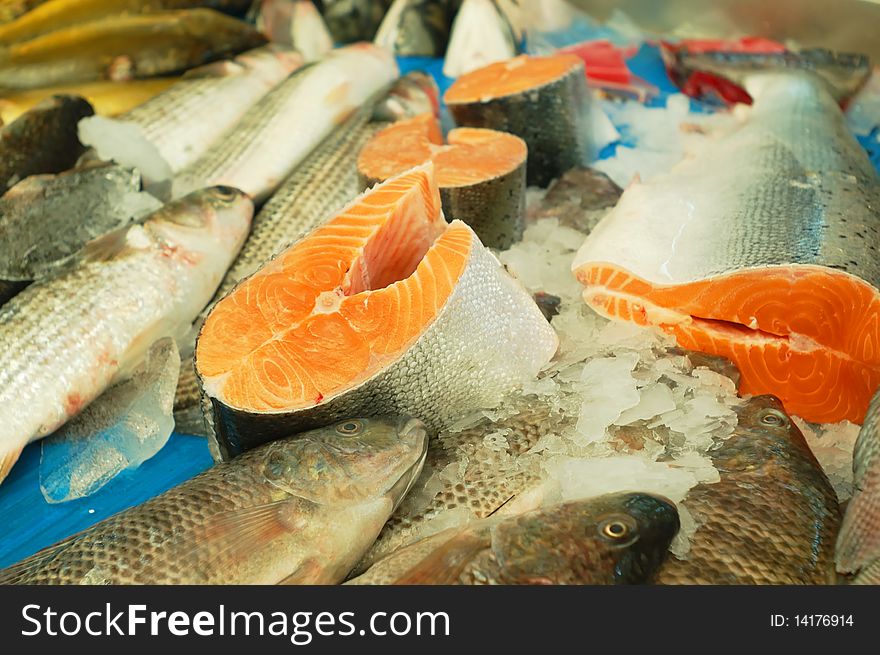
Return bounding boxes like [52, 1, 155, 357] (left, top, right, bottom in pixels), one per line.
[196, 163, 558, 458]
[573, 72, 880, 425]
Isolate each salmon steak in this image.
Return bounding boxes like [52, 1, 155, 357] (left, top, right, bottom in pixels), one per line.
[196, 163, 558, 459]
[573, 71, 880, 425]
[357, 112, 527, 248]
[444, 54, 595, 187]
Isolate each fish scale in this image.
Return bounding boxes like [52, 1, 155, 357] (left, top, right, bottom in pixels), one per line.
[0, 417, 427, 584]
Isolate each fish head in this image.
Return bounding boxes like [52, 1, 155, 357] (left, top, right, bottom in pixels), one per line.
[261, 416, 428, 508]
[491, 492, 680, 584]
[373, 71, 441, 122]
[150, 186, 253, 261]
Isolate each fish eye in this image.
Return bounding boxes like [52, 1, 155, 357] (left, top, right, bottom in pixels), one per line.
[759, 409, 788, 427]
[211, 185, 240, 201]
[335, 420, 364, 436]
[597, 515, 638, 546]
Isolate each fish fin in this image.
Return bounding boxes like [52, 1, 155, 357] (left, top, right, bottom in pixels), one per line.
[163, 497, 312, 575]
[277, 559, 324, 585]
[77, 224, 148, 263]
[393, 527, 490, 585]
[0, 532, 82, 584]
[0, 444, 23, 484]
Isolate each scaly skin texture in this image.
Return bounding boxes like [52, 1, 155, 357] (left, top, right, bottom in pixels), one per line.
[656, 395, 841, 584]
[0, 188, 252, 484]
[172, 43, 397, 203]
[0, 9, 265, 91]
[90, 45, 302, 174]
[836, 389, 880, 581]
[0, 417, 427, 584]
[359, 399, 567, 570]
[0, 94, 93, 195]
[348, 492, 680, 584]
[446, 57, 594, 187]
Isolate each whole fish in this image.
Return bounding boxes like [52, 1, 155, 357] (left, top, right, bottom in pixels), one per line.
[573, 54, 880, 425]
[0, 94, 93, 195]
[0, 1, 254, 44]
[347, 492, 680, 584]
[318, 0, 392, 43]
[836, 389, 880, 584]
[374, 0, 456, 57]
[172, 42, 398, 203]
[79, 45, 302, 186]
[0, 187, 252, 485]
[171, 71, 438, 438]
[0, 78, 176, 125]
[0, 9, 266, 91]
[0, 416, 427, 584]
[655, 395, 841, 584]
[195, 164, 558, 458]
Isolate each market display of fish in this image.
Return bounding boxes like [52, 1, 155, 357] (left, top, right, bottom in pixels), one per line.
[172, 42, 398, 203]
[0, 187, 252, 485]
[0, 0, 253, 45]
[0, 0, 878, 594]
[572, 54, 880, 425]
[837, 389, 880, 584]
[655, 395, 841, 584]
[0, 9, 266, 91]
[79, 44, 303, 187]
[0, 417, 427, 584]
[348, 492, 679, 584]
[444, 54, 598, 187]
[0, 94, 93, 194]
[195, 164, 558, 458]
[357, 112, 528, 248]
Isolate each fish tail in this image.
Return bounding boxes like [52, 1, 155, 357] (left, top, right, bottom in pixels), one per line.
[0, 443, 23, 484]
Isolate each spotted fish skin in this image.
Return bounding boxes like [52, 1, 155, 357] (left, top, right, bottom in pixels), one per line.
[348, 492, 680, 585]
[656, 395, 841, 585]
[836, 389, 880, 582]
[0, 417, 427, 584]
[573, 70, 880, 425]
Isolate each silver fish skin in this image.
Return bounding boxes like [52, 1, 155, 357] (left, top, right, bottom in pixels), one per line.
[0, 186, 253, 484]
[0, 416, 427, 584]
[172, 42, 398, 203]
[837, 389, 880, 581]
[78, 45, 303, 181]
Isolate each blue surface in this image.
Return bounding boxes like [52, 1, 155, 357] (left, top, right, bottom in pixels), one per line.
[1, 46, 878, 570]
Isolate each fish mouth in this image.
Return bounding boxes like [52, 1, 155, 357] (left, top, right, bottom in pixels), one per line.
[388, 416, 429, 511]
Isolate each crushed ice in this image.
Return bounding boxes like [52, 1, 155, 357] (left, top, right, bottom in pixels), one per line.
[39, 338, 180, 503]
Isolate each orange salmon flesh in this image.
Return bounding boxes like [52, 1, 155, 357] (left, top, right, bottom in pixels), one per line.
[444, 54, 584, 103]
[357, 113, 527, 187]
[196, 165, 476, 412]
[575, 263, 880, 425]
